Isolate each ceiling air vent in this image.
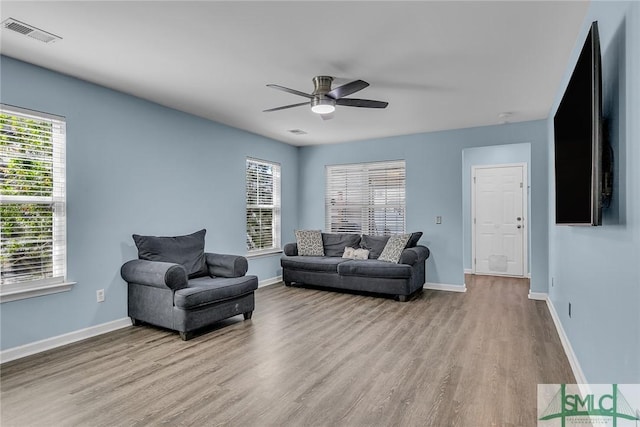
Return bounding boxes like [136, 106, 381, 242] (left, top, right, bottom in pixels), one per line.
[288, 129, 307, 135]
[2, 18, 61, 43]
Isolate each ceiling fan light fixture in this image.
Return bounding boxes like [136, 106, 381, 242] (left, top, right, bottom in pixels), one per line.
[311, 97, 336, 114]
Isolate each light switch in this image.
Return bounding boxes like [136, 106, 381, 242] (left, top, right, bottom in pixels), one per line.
[436, 216, 442, 224]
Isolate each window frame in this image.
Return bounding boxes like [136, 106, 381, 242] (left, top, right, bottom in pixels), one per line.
[245, 157, 281, 257]
[325, 160, 406, 235]
[0, 104, 74, 303]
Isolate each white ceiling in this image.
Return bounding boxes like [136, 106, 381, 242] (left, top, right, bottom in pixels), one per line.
[0, 1, 589, 146]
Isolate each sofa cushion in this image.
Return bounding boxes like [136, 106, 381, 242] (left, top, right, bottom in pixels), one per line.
[337, 260, 412, 279]
[378, 234, 412, 263]
[281, 256, 345, 273]
[322, 233, 360, 257]
[174, 276, 258, 309]
[321, 233, 361, 257]
[360, 235, 390, 259]
[133, 229, 208, 279]
[295, 230, 324, 256]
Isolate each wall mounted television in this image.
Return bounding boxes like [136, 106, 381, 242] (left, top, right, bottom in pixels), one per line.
[554, 21, 612, 226]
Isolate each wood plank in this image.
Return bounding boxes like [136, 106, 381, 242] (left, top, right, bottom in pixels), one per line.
[0, 275, 574, 426]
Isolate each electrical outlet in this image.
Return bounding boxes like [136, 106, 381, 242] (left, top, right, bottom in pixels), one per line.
[96, 289, 105, 303]
[568, 302, 572, 318]
[436, 216, 442, 224]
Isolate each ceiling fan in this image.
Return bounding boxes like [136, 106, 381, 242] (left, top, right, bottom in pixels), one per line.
[263, 76, 388, 117]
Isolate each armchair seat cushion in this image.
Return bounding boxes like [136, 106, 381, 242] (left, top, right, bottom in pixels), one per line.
[337, 260, 412, 279]
[174, 276, 258, 310]
[280, 256, 345, 273]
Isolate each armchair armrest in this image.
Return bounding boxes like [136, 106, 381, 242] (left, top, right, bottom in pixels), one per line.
[283, 243, 298, 256]
[206, 253, 248, 278]
[120, 259, 188, 290]
[399, 245, 430, 266]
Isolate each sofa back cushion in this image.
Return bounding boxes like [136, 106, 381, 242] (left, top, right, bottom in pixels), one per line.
[322, 233, 361, 257]
[133, 229, 208, 279]
[360, 235, 390, 259]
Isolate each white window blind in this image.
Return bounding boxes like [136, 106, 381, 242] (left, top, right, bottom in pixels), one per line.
[246, 158, 281, 253]
[326, 160, 406, 235]
[0, 105, 67, 287]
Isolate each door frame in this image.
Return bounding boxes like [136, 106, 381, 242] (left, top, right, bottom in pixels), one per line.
[471, 162, 528, 277]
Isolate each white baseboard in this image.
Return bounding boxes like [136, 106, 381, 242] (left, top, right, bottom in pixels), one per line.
[424, 282, 467, 293]
[258, 275, 282, 288]
[528, 291, 548, 301]
[0, 317, 132, 364]
[544, 298, 588, 385]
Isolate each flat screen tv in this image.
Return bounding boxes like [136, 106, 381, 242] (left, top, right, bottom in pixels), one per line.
[554, 21, 611, 226]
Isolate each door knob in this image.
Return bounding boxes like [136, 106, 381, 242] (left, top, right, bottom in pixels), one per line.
[517, 225, 522, 229]
[517, 217, 522, 221]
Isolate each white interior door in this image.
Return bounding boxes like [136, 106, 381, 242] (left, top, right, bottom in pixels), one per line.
[472, 164, 526, 277]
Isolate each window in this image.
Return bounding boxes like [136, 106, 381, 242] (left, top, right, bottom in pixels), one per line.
[246, 158, 281, 254]
[326, 160, 406, 235]
[0, 105, 70, 301]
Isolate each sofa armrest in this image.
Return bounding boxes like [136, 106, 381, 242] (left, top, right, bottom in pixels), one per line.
[399, 245, 430, 266]
[205, 253, 248, 278]
[283, 243, 298, 256]
[121, 259, 188, 290]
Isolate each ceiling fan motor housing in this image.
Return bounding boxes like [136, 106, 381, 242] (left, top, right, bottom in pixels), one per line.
[312, 76, 334, 96]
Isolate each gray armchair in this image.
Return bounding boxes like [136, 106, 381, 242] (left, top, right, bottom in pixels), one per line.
[120, 230, 258, 340]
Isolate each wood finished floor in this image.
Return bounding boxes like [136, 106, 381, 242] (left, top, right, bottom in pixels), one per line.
[1, 275, 574, 426]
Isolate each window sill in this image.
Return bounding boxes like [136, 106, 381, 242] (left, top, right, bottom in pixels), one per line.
[0, 281, 76, 303]
[246, 249, 283, 259]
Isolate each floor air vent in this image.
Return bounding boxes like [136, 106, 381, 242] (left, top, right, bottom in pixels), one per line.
[2, 18, 61, 43]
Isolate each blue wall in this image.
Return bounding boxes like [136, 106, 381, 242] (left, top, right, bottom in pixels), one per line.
[298, 120, 549, 290]
[462, 143, 532, 275]
[548, 1, 640, 383]
[0, 56, 298, 351]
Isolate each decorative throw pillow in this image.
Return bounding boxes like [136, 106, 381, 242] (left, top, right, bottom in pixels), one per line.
[342, 247, 369, 260]
[295, 230, 324, 256]
[353, 248, 370, 260]
[378, 234, 411, 263]
[132, 229, 208, 278]
[342, 247, 356, 259]
[406, 232, 423, 248]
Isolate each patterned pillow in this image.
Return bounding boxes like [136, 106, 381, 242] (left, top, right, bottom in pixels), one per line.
[342, 247, 356, 259]
[378, 234, 411, 263]
[295, 230, 324, 256]
[353, 248, 370, 260]
[342, 247, 370, 260]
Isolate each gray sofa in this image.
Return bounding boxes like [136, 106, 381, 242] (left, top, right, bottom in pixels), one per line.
[281, 233, 429, 301]
[121, 229, 258, 340]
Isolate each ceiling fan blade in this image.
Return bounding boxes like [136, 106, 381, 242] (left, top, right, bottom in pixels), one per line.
[266, 84, 313, 99]
[336, 98, 388, 109]
[327, 80, 369, 99]
[263, 102, 309, 112]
